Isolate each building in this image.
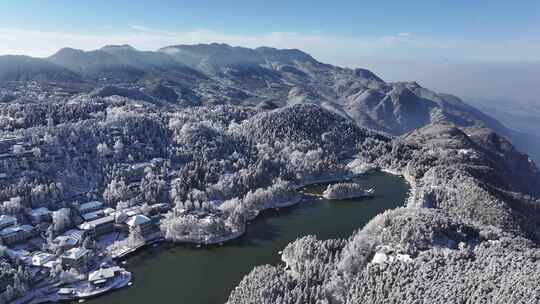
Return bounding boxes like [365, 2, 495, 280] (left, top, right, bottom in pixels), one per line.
[0, 225, 33, 245]
[54, 235, 79, 250]
[81, 210, 103, 222]
[78, 215, 115, 237]
[63, 229, 84, 243]
[29, 207, 52, 224]
[126, 215, 153, 236]
[77, 201, 104, 214]
[6, 249, 31, 264]
[147, 203, 171, 216]
[31, 252, 56, 267]
[103, 208, 115, 216]
[0, 215, 17, 230]
[124, 206, 142, 218]
[88, 266, 122, 287]
[61, 247, 90, 270]
[0, 136, 23, 153]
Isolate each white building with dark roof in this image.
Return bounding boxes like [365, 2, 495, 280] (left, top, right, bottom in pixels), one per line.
[126, 214, 153, 236]
[88, 266, 122, 286]
[32, 252, 56, 267]
[61, 247, 90, 269]
[78, 215, 115, 237]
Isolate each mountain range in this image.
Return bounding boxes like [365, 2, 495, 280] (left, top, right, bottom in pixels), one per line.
[0, 43, 537, 163]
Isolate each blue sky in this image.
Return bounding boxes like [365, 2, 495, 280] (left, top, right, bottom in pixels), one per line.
[0, 1, 539, 64]
[1, 1, 538, 38]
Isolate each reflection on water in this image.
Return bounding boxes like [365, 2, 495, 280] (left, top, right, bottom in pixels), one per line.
[90, 172, 409, 304]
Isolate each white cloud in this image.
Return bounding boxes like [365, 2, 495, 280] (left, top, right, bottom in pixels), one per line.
[131, 25, 152, 32]
[0, 26, 538, 67]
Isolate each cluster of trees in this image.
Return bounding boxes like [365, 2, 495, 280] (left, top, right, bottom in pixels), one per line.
[228, 120, 540, 304]
[0, 100, 106, 131]
[160, 211, 229, 243]
[322, 182, 369, 200]
[228, 207, 540, 304]
[0, 259, 32, 303]
[2, 88, 539, 303]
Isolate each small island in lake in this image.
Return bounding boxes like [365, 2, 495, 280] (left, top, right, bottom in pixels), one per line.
[322, 183, 375, 200]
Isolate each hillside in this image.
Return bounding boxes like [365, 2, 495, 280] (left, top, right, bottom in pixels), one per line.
[0, 44, 539, 302]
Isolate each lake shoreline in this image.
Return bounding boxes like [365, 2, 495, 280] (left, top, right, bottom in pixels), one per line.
[19, 170, 407, 304]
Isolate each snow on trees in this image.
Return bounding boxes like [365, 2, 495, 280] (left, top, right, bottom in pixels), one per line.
[322, 182, 373, 200]
[51, 208, 73, 235]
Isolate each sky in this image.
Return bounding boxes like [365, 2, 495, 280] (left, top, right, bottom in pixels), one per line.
[0, 0, 539, 102]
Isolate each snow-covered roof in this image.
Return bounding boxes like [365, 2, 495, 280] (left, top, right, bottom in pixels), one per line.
[30, 207, 51, 217]
[54, 235, 78, 247]
[62, 247, 89, 260]
[0, 215, 17, 227]
[0, 225, 31, 236]
[103, 207, 115, 215]
[32, 252, 55, 266]
[19, 225, 34, 233]
[125, 209, 141, 217]
[43, 260, 60, 268]
[63, 229, 84, 241]
[82, 211, 102, 221]
[126, 214, 151, 227]
[78, 215, 115, 230]
[6, 248, 30, 260]
[131, 162, 151, 170]
[88, 266, 121, 282]
[78, 201, 103, 212]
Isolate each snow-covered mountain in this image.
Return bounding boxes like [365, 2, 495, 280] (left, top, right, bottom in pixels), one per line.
[0, 43, 536, 161]
[0, 55, 80, 82]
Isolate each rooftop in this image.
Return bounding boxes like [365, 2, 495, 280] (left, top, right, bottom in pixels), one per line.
[78, 215, 115, 230]
[126, 214, 151, 227]
[32, 252, 55, 266]
[54, 235, 78, 247]
[0, 215, 17, 226]
[103, 207, 116, 215]
[63, 229, 84, 241]
[30, 207, 51, 217]
[62, 247, 90, 260]
[0, 225, 32, 236]
[78, 201, 103, 211]
[82, 210, 103, 221]
[88, 266, 122, 282]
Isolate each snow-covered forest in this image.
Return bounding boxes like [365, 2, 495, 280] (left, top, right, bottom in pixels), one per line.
[0, 43, 539, 303]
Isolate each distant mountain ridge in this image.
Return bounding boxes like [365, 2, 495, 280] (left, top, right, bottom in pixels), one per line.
[0, 55, 80, 82]
[0, 43, 537, 163]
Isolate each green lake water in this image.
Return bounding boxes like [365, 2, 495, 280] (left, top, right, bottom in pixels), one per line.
[90, 172, 409, 304]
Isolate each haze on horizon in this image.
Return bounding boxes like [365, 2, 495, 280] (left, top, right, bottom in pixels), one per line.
[0, 0, 539, 104]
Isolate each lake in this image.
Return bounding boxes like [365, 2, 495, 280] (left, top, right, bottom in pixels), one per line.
[90, 172, 409, 304]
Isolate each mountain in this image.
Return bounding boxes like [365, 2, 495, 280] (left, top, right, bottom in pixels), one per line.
[47, 45, 205, 84]
[1, 43, 540, 304]
[2, 43, 537, 163]
[0, 55, 81, 82]
[99, 44, 195, 72]
[158, 43, 317, 74]
[468, 98, 540, 164]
